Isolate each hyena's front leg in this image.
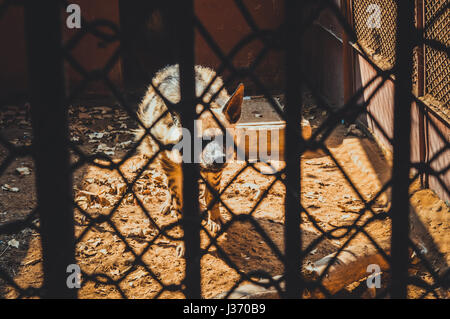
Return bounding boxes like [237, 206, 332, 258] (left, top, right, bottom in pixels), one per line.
[160, 152, 186, 257]
[160, 152, 183, 219]
[202, 170, 224, 233]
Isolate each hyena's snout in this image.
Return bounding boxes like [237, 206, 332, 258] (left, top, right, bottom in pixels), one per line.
[200, 138, 228, 172]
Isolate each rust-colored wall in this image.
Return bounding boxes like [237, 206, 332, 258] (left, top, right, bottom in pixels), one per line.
[357, 55, 395, 148]
[62, 0, 122, 97]
[302, 24, 344, 108]
[195, 0, 285, 95]
[0, 0, 284, 99]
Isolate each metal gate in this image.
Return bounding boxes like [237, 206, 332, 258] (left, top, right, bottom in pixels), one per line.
[0, 0, 448, 299]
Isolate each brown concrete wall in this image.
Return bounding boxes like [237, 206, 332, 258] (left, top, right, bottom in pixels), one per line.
[302, 2, 345, 108]
[0, 1, 123, 100]
[0, 5, 28, 101]
[62, 0, 122, 97]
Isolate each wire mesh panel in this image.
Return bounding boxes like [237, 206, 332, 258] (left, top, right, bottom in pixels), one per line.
[352, 0, 397, 68]
[424, 0, 450, 108]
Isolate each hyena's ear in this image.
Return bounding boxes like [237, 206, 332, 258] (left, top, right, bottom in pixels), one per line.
[223, 83, 244, 124]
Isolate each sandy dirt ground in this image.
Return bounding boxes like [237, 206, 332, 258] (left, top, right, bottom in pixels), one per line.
[0, 97, 448, 299]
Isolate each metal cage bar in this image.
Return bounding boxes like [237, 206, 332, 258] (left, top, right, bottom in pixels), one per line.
[284, 0, 303, 298]
[176, 0, 202, 299]
[24, 0, 76, 298]
[390, 0, 415, 299]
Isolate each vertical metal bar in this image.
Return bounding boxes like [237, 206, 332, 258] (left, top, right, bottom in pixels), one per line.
[391, 0, 415, 299]
[284, 0, 303, 298]
[24, 0, 76, 298]
[176, 0, 201, 299]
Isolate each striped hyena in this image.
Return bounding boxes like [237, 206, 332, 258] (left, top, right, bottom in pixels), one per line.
[135, 64, 243, 243]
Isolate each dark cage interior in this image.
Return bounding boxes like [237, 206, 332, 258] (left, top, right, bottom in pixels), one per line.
[0, 0, 448, 299]
[119, 0, 178, 93]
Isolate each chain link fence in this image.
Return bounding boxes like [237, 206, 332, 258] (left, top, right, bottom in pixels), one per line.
[353, 0, 449, 112]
